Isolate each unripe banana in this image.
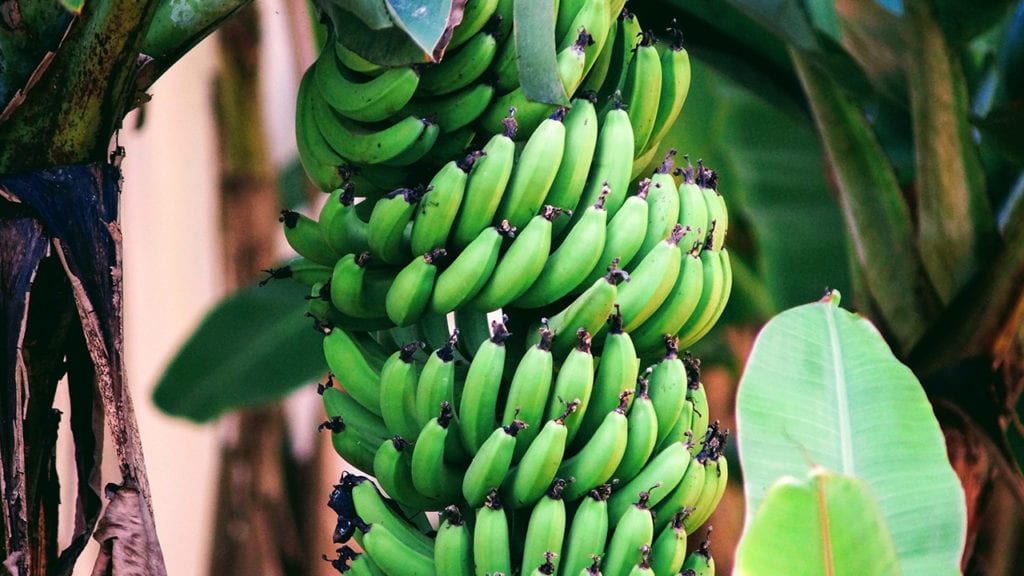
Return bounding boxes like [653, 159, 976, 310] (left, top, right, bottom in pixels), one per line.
[544, 94, 600, 236]
[313, 86, 432, 166]
[651, 454, 703, 535]
[295, 67, 347, 192]
[434, 505, 474, 576]
[261, 257, 331, 288]
[501, 327, 555, 460]
[569, 102, 634, 224]
[314, 37, 420, 123]
[544, 262, 629, 359]
[642, 23, 691, 156]
[349, 476, 435, 556]
[322, 385, 389, 445]
[609, 375, 659, 484]
[474, 490, 513, 576]
[330, 252, 389, 320]
[522, 479, 568, 574]
[561, 483, 612, 576]
[470, 206, 565, 312]
[646, 336, 688, 446]
[617, 29, 662, 156]
[451, 116, 517, 249]
[677, 247, 733, 350]
[463, 419, 526, 507]
[677, 157, 711, 241]
[403, 81, 496, 134]
[608, 439, 692, 526]
[448, 0, 501, 49]
[594, 8, 641, 102]
[367, 186, 426, 266]
[420, 26, 499, 95]
[386, 248, 445, 327]
[626, 546, 655, 576]
[602, 490, 655, 576]
[558, 391, 631, 502]
[373, 436, 443, 512]
[410, 153, 477, 256]
[429, 221, 512, 314]
[629, 245, 704, 357]
[415, 331, 459, 427]
[459, 321, 512, 454]
[497, 112, 567, 230]
[323, 326, 384, 417]
[556, 0, 612, 81]
[613, 223, 686, 332]
[360, 522, 437, 576]
[410, 401, 464, 503]
[378, 342, 423, 440]
[319, 415, 379, 475]
[513, 186, 610, 308]
[680, 530, 716, 576]
[576, 179, 650, 290]
[280, 209, 340, 266]
[635, 151, 680, 260]
[545, 331, 594, 443]
[648, 510, 689, 576]
[318, 182, 370, 256]
[503, 401, 578, 509]
[574, 310, 638, 445]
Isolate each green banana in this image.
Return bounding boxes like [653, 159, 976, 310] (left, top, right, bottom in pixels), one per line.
[684, 426, 729, 533]
[651, 454, 702, 535]
[544, 94, 600, 237]
[260, 257, 331, 288]
[545, 331, 594, 443]
[497, 112, 567, 230]
[379, 119, 441, 168]
[451, 116, 517, 249]
[574, 310, 638, 445]
[685, 356, 710, 457]
[654, 394, 695, 455]
[280, 209, 340, 266]
[561, 484, 612, 576]
[378, 342, 423, 440]
[404, 81, 495, 134]
[636, 151, 680, 261]
[350, 476, 435, 556]
[577, 17, 617, 95]
[448, 0, 501, 49]
[479, 31, 588, 138]
[415, 331, 459, 427]
[512, 186, 610, 308]
[629, 245, 704, 357]
[642, 23, 691, 157]
[474, 490, 513, 576]
[602, 490, 655, 576]
[646, 337, 688, 446]
[323, 326, 384, 416]
[421, 26, 498, 95]
[314, 38, 420, 123]
[434, 505, 474, 576]
[648, 510, 689, 576]
[385, 248, 446, 326]
[367, 186, 425, 265]
[410, 401, 464, 503]
[463, 419, 525, 507]
[614, 223, 686, 332]
[677, 158, 712, 241]
[373, 436, 443, 512]
[554, 0, 588, 41]
[545, 262, 629, 358]
[322, 385, 389, 444]
[503, 402, 578, 509]
[558, 391, 631, 502]
[360, 522, 437, 576]
[295, 67, 347, 192]
[470, 206, 565, 312]
[522, 479, 568, 575]
[501, 327, 555, 460]
[429, 222, 512, 314]
[627, 546, 654, 576]
[335, 40, 385, 75]
[556, 0, 612, 81]
[319, 183, 371, 256]
[347, 549, 386, 576]
[570, 102, 634, 225]
[594, 8, 640, 103]
[609, 374, 659, 484]
[618, 29, 662, 156]
[330, 252, 387, 320]
[319, 415, 379, 475]
[313, 86, 432, 165]
[680, 531, 716, 576]
[576, 178, 650, 290]
[608, 439, 692, 526]
[410, 154, 477, 256]
[459, 321, 511, 454]
[676, 247, 732, 350]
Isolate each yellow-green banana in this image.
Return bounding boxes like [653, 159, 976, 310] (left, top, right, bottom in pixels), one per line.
[609, 375, 659, 484]
[545, 332, 594, 443]
[474, 490, 513, 576]
[410, 155, 477, 255]
[561, 483, 611, 576]
[522, 479, 568, 574]
[648, 510, 689, 576]
[629, 245, 704, 357]
[501, 327, 555, 460]
[544, 95, 600, 237]
[451, 117, 517, 249]
[676, 247, 732, 350]
[434, 505, 474, 576]
[415, 331, 459, 427]
[602, 490, 655, 576]
[614, 223, 686, 332]
[680, 531, 716, 576]
[497, 112, 567, 230]
[642, 23, 691, 157]
[636, 151, 680, 260]
[386, 248, 446, 326]
[459, 321, 511, 454]
[574, 310, 638, 445]
[429, 222, 511, 314]
[646, 337, 688, 446]
[367, 186, 425, 265]
[576, 178, 651, 290]
[410, 402, 463, 504]
[617, 29, 662, 156]
[570, 102, 634, 224]
[558, 391, 631, 502]
[463, 419, 525, 507]
[503, 402, 578, 509]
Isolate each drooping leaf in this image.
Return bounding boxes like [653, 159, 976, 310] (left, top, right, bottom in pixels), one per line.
[153, 278, 327, 422]
[327, 2, 432, 65]
[734, 468, 902, 576]
[514, 0, 568, 106]
[342, 0, 396, 29]
[736, 292, 967, 575]
[386, 0, 455, 57]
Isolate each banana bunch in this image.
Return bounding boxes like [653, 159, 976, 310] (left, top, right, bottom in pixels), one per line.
[316, 311, 729, 575]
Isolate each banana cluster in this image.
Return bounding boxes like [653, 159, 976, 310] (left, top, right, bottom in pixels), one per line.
[316, 312, 727, 575]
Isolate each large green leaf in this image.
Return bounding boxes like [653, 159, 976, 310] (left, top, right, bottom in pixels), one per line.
[736, 292, 966, 575]
[386, 0, 454, 57]
[734, 468, 902, 575]
[153, 277, 327, 422]
[514, 0, 568, 106]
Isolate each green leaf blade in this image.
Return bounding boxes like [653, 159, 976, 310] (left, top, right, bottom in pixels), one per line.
[153, 279, 327, 422]
[735, 469, 903, 576]
[736, 295, 966, 575]
[386, 0, 454, 57]
[514, 0, 568, 106]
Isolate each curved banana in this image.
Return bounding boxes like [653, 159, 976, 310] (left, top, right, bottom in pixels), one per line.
[314, 38, 420, 123]
[558, 391, 631, 502]
[462, 419, 525, 507]
[522, 479, 568, 574]
[574, 310, 638, 445]
[544, 94, 600, 236]
[609, 375, 659, 484]
[295, 67, 347, 192]
[545, 331, 594, 443]
[618, 29, 662, 156]
[636, 151, 680, 261]
[556, 0, 612, 81]
[319, 415, 379, 475]
[629, 245, 704, 357]
[545, 260, 629, 359]
[501, 327, 555, 460]
[410, 154, 477, 256]
[448, 0, 501, 49]
[404, 81, 495, 134]
[497, 112, 567, 230]
[576, 178, 650, 290]
[360, 522, 437, 576]
[459, 321, 511, 454]
[280, 209, 340, 266]
[367, 186, 425, 265]
[319, 183, 371, 256]
[415, 331, 459, 427]
[614, 224, 686, 333]
[680, 531, 716, 576]
[607, 439, 692, 526]
[648, 510, 689, 576]
[503, 402, 577, 509]
[322, 386, 389, 444]
[677, 157, 711, 240]
[330, 252, 385, 320]
[410, 402, 464, 504]
[646, 337, 688, 446]
[569, 102, 634, 225]
[474, 490, 513, 576]
[420, 26, 498, 95]
[434, 505, 474, 576]
[651, 452, 702, 535]
[561, 483, 612, 576]
[313, 87, 431, 165]
[429, 222, 511, 315]
[323, 326, 384, 417]
[350, 476, 435, 555]
[386, 248, 445, 327]
[602, 490, 656, 576]
[451, 116, 517, 249]
[676, 247, 732, 350]
[261, 257, 331, 288]
[642, 23, 691, 157]
[378, 342, 423, 440]
[373, 436, 444, 512]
